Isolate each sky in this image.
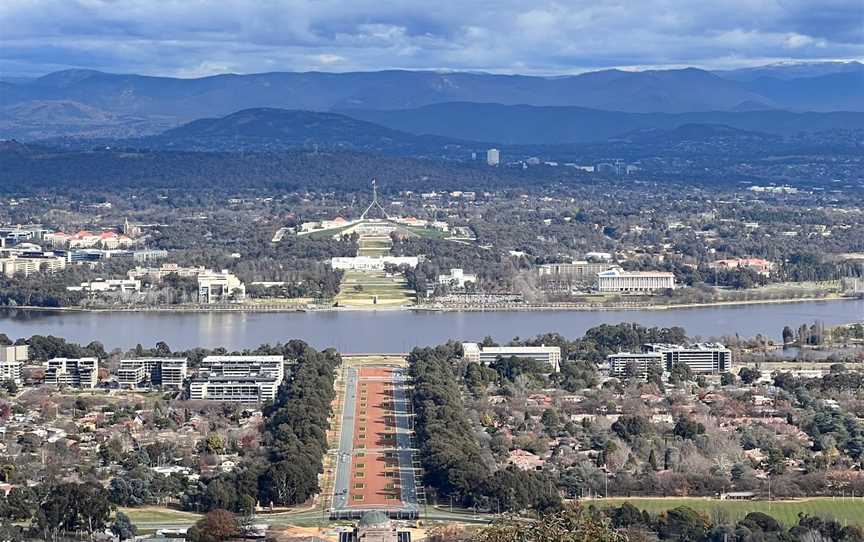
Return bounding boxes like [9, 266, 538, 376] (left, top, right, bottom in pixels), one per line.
[0, 0, 862, 78]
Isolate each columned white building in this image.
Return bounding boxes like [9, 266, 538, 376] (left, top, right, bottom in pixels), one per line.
[596, 268, 675, 292]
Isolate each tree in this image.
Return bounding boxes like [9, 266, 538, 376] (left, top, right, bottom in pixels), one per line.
[187, 509, 238, 542]
[471, 504, 626, 542]
[739, 367, 761, 385]
[668, 360, 693, 385]
[648, 450, 658, 472]
[720, 372, 735, 386]
[111, 512, 138, 541]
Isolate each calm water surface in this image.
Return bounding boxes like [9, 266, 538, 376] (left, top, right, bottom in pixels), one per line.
[0, 300, 861, 353]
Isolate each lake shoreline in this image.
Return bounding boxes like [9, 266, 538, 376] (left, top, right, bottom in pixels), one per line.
[3, 294, 858, 314]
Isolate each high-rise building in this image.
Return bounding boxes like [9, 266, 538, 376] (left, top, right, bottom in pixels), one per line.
[486, 148, 500, 166]
[45, 358, 99, 388]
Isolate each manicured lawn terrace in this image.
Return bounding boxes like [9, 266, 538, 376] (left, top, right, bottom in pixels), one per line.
[335, 271, 415, 307]
[593, 497, 864, 526]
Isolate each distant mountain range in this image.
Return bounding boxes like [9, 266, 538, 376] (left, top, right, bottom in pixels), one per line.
[105, 106, 861, 157]
[0, 61, 861, 140]
[343, 103, 864, 145]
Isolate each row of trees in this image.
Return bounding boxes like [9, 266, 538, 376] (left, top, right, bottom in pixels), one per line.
[0, 481, 136, 541]
[259, 341, 341, 506]
[410, 344, 560, 512]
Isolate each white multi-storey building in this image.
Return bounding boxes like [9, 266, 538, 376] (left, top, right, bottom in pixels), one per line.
[45, 358, 99, 389]
[596, 268, 675, 292]
[438, 268, 477, 288]
[118, 358, 188, 389]
[0, 361, 23, 385]
[462, 343, 561, 373]
[607, 352, 664, 379]
[190, 356, 284, 403]
[198, 270, 246, 304]
[642, 343, 732, 374]
[486, 148, 500, 166]
[0, 252, 67, 277]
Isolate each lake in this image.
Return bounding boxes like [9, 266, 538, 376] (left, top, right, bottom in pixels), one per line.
[0, 299, 862, 353]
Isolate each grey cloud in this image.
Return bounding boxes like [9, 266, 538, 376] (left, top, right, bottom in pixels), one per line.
[0, 0, 861, 77]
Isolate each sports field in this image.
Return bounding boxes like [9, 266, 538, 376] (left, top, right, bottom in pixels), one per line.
[594, 497, 864, 526]
[334, 271, 415, 307]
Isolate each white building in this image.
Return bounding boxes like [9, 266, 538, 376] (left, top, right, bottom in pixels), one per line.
[0, 344, 27, 385]
[607, 352, 664, 379]
[118, 358, 188, 389]
[67, 278, 141, 293]
[190, 356, 285, 403]
[330, 256, 419, 272]
[0, 252, 66, 277]
[438, 268, 477, 288]
[462, 343, 561, 373]
[596, 268, 675, 292]
[538, 261, 614, 282]
[0, 345, 28, 363]
[486, 148, 500, 166]
[128, 264, 208, 282]
[198, 270, 245, 304]
[643, 343, 732, 374]
[45, 358, 99, 389]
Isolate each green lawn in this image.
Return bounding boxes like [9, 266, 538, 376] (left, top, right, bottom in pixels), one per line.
[335, 271, 415, 307]
[593, 498, 864, 526]
[120, 507, 201, 525]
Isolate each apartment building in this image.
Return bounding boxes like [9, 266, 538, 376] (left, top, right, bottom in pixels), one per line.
[462, 343, 561, 373]
[607, 352, 664, 379]
[642, 343, 732, 374]
[45, 358, 99, 389]
[118, 358, 188, 389]
[190, 355, 284, 403]
[596, 268, 675, 292]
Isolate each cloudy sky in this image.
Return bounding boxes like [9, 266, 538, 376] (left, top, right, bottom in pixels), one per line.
[1, 0, 862, 78]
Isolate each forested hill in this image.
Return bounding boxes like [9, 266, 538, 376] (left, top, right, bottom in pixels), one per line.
[145, 108, 470, 153]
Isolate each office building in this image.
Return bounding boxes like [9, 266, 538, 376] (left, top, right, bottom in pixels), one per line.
[67, 278, 141, 293]
[0, 252, 67, 277]
[486, 148, 500, 166]
[197, 270, 246, 304]
[45, 358, 99, 389]
[190, 356, 285, 403]
[538, 261, 615, 283]
[128, 263, 207, 282]
[462, 343, 561, 372]
[607, 352, 664, 380]
[596, 268, 675, 292]
[643, 343, 732, 374]
[0, 347, 25, 386]
[438, 268, 477, 288]
[118, 358, 188, 389]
